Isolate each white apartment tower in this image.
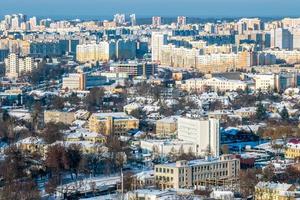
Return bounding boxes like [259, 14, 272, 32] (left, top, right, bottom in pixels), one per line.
[152, 16, 162, 27]
[5, 53, 36, 78]
[177, 16, 187, 27]
[151, 32, 167, 63]
[270, 28, 293, 50]
[130, 14, 136, 26]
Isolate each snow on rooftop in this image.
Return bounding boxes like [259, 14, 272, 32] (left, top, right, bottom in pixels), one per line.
[16, 137, 44, 145]
[8, 109, 31, 120]
[157, 116, 179, 123]
[256, 181, 293, 191]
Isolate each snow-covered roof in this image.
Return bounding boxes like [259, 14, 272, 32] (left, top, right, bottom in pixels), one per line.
[16, 137, 45, 145]
[256, 181, 293, 191]
[157, 116, 179, 124]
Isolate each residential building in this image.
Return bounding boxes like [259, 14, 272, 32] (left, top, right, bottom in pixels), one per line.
[152, 16, 161, 27]
[154, 155, 240, 189]
[151, 32, 167, 63]
[156, 116, 178, 136]
[110, 61, 157, 78]
[88, 112, 139, 136]
[270, 28, 293, 50]
[285, 139, 300, 159]
[179, 77, 248, 92]
[254, 73, 297, 91]
[62, 73, 86, 91]
[44, 110, 75, 125]
[5, 53, 37, 78]
[177, 16, 186, 27]
[255, 182, 297, 200]
[76, 41, 116, 62]
[234, 107, 256, 118]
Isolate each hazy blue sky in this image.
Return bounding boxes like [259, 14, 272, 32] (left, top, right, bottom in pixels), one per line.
[0, 0, 299, 19]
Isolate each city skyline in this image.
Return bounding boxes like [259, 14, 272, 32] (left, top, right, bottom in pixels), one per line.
[0, 0, 299, 19]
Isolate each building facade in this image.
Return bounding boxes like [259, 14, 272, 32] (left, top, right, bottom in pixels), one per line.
[88, 112, 139, 136]
[154, 155, 240, 190]
[177, 117, 220, 157]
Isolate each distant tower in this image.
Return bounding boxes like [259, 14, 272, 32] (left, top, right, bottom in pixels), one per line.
[113, 13, 126, 25]
[152, 16, 162, 27]
[130, 14, 136, 26]
[177, 16, 187, 27]
[151, 32, 167, 63]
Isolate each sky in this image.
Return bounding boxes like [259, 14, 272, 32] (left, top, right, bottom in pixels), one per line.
[0, 0, 299, 19]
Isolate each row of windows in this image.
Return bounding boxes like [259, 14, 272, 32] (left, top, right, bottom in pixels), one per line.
[286, 149, 300, 153]
[193, 170, 228, 180]
[192, 163, 228, 172]
[155, 167, 174, 174]
[156, 176, 174, 182]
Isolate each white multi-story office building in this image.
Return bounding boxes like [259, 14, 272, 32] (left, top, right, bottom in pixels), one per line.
[177, 117, 220, 157]
[155, 154, 240, 190]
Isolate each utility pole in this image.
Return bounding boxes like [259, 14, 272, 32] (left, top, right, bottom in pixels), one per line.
[121, 168, 124, 200]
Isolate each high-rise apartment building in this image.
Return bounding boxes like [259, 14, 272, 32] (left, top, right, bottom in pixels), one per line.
[29, 17, 37, 30]
[152, 16, 162, 27]
[116, 39, 137, 60]
[4, 53, 37, 78]
[113, 13, 125, 25]
[130, 14, 136, 26]
[151, 32, 168, 63]
[270, 28, 293, 50]
[237, 18, 263, 34]
[177, 16, 186, 27]
[76, 41, 116, 62]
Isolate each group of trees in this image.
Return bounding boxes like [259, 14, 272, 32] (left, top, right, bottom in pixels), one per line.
[239, 161, 300, 198]
[39, 122, 69, 144]
[165, 146, 196, 162]
[23, 59, 69, 85]
[0, 146, 41, 199]
[85, 87, 105, 112]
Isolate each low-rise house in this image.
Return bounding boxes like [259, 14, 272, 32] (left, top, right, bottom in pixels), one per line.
[255, 182, 297, 200]
[16, 137, 46, 155]
[52, 141, 107, 154]
[134, 170, 155, 188]
[179, 77, 248, 92]
[234, 107, 256, 118]
[44, 110, 75, 125]
[210, 190, 234, 200]
[65, 128, 105, 143]
[285, 139, 300, 159]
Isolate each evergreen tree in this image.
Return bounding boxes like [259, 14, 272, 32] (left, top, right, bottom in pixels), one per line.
[280, 106, 289, 121]
[256, 102, 266, 120]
